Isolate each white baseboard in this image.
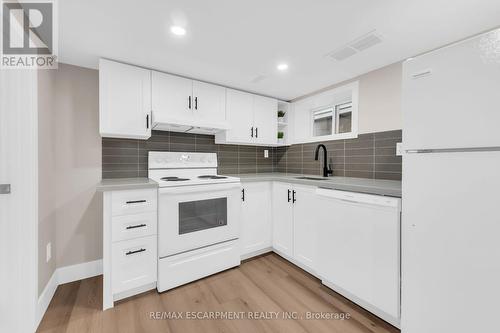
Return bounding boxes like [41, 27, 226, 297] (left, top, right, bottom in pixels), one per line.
[36, 259, 103, 329]
[58, 259, 103, 285]
[36, 271, 58, 327]
[241, 247, 273, 261]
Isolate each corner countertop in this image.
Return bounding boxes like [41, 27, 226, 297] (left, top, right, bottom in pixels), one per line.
[96, 178, 158, 192]
[232, 173, 402, 197]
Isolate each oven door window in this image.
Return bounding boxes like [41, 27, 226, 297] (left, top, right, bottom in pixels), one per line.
[179, 198, 227, 235]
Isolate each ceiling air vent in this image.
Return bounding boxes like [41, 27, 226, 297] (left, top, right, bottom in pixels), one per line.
[327, 30, 383, 61]
[329, 47, 357, 61]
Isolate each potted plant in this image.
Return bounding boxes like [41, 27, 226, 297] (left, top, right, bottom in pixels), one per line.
[277, 131, 284, 144]
[277, 110, 286, 122]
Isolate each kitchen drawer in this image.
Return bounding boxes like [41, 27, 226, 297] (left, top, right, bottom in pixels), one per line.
[112, 235, 157, 295]
[112, 212, 157, 242]
[111, 189, 157, 216]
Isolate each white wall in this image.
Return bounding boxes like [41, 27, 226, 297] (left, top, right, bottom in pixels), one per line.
[292, 62, 402, 134]
[37, 63, 102, 297]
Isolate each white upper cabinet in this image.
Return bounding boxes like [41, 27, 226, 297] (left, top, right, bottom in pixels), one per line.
[152, 71, 227, 131]
[216, 89, 278, 145]
[152, 71, 192, 122]
[192, 80, 226, 124]
[222, 89, 255, 143]
[253, 95, 278, 145]
[99, 59, 152, 139]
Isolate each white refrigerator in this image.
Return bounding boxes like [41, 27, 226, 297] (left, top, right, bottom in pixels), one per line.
[402, 29, 500, 333]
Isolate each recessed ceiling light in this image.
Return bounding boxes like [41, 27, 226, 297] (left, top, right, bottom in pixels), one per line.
[170, 26, 186, 36]
[277, 63, 288, 71]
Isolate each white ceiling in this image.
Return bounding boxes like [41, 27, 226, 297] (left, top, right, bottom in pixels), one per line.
[59, 0, 500, 100]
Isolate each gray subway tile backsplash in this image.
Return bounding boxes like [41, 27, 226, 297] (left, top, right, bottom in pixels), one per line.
[102, 129, 402, 181]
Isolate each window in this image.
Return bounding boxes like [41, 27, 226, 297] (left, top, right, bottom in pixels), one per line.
[335, 102, 352, 134]
[313, 107, 333, 136]
[312, 101, 352, 137]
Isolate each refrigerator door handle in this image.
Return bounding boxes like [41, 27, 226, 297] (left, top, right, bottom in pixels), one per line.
[405, 147, 500, 154]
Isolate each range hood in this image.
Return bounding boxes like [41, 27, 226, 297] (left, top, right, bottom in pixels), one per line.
[152, 116, 230, 135]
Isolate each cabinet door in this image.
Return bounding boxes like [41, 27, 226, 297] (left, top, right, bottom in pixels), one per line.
[225, 89, 254, 143]
[253, 95, 277, 145]
[152, 71, 193, 122]
[292, 185, 317, 271]
[240, 182, 272, 256]
[271, 182, 293, 257]
[192, 81, 226, 124]
[290, 99, 312, 143]
[99, 59, 151, 139]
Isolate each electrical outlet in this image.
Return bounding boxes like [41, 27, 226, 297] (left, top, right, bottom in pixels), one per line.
[46, 242, 51, 263]
[264, 149, 269, 158]
[396, 143, 403, 156]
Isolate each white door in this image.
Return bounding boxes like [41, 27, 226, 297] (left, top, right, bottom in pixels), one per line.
[292, 185, 317, 271]
[99, 59, 152, 139]
[253, 95, 277, 145]
[192, 81, 226, 125]
[158, 183, 241, 257]
[402, 152, 500, 333]
[152, 71, 193, 123]
[225, 89, 254, 143]
[240, 182, 272, 256]
[271, 182, 293, 257]
[0, 70, 38, 333]
[402, 30, 500, 150]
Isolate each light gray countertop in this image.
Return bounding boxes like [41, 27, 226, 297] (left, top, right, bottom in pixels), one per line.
[97, 178, 158, 192]
[96, 173, 401, 197]
[232, 173, 402, 197]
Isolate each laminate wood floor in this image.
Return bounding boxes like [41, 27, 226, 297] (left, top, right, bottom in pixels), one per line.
[37, 253, 399, 333]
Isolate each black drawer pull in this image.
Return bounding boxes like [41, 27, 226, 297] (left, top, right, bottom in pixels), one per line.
[126, 224, 147, 230]
[292, 190, 296, 203]
[287, 189, 291, 202]
[125, 200, 146, 204]
[126, 248, 146, 256]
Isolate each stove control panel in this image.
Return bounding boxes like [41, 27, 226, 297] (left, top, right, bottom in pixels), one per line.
[148, 152, 217, 169]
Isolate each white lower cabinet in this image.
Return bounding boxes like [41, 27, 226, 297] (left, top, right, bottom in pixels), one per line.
[102, 188, 158, 310]
[271, 182, 318, 274]
[240, 182, 272, 257]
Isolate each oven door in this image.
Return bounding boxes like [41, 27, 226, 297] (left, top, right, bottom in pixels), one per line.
[158, 182, 241, 258]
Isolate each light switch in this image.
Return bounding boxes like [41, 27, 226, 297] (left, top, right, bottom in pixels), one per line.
[264, 149, 269, 158]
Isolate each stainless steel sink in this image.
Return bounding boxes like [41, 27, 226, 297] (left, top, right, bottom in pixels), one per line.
[295, 176, 329, 181]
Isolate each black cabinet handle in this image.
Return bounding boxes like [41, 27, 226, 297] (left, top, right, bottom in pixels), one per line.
[251, 127, 254, 138]
[126, 224, 147, 230]
[287, 189, 291, 202]
[188, 96, 192, 109]
[292, 190, 296, 203]
[126, 248, 146, 256]
[146, 114, 149, 129]
[194, 97, 198, 110]
[242, 188, 245, 201]
[125, 200, 146, 204]
[255, 127, 258, 138]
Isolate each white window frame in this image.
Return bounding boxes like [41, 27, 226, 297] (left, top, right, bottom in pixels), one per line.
[301, 81, 359, 143]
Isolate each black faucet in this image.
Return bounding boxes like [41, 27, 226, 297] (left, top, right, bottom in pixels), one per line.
[314, 144, 333, 177]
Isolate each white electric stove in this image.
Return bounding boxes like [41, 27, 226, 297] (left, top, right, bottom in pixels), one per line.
[148, 151, 242, 292]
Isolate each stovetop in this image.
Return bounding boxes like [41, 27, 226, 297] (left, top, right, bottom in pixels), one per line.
[148, 151, 240, 188]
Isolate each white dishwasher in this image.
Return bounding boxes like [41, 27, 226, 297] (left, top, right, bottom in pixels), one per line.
[316, 188, 401, 328]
